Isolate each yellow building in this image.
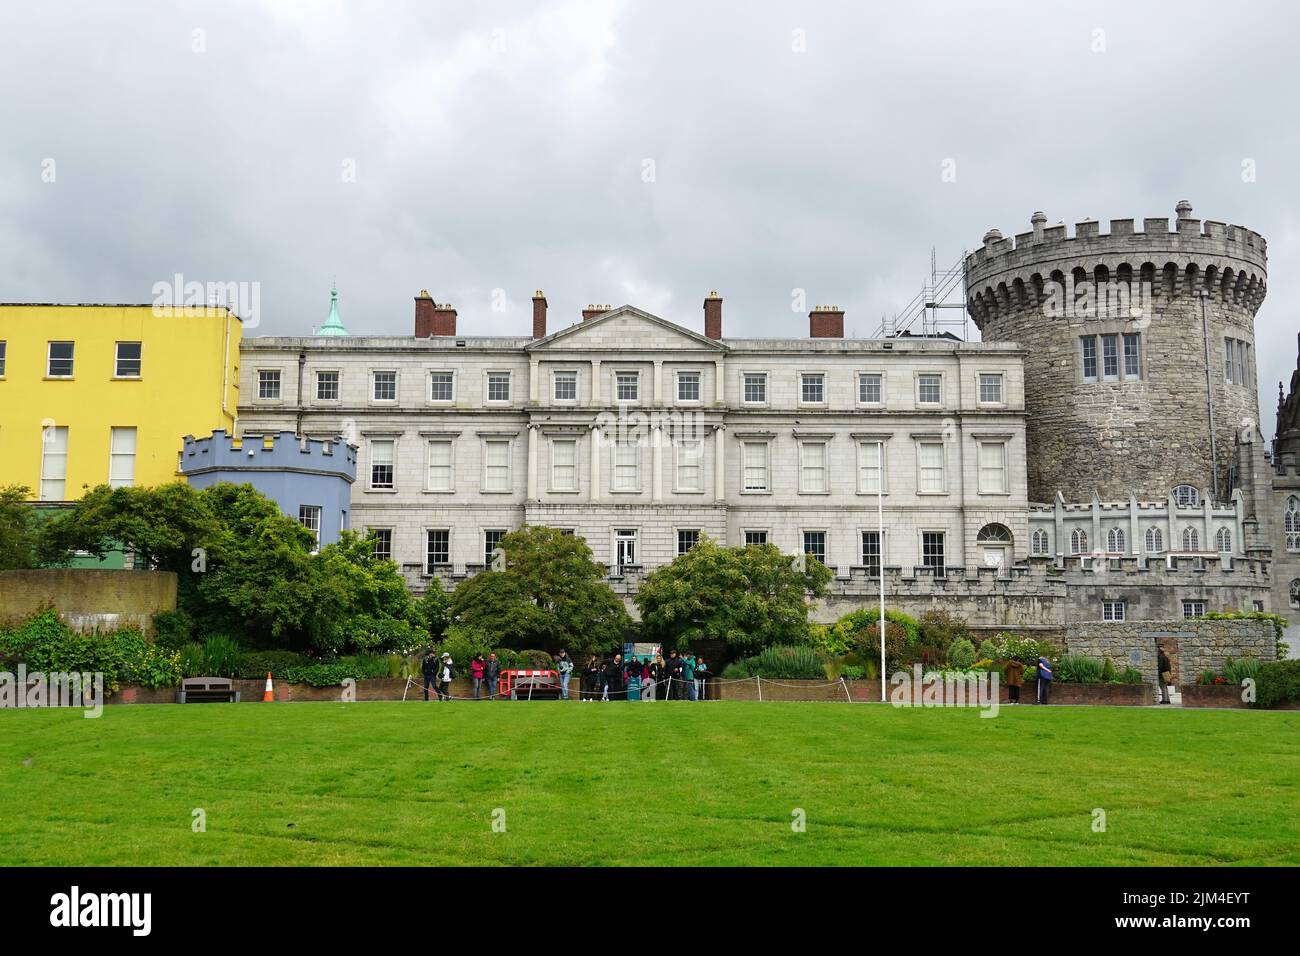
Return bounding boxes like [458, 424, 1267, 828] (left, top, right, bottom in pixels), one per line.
[0, 304, 241, 500]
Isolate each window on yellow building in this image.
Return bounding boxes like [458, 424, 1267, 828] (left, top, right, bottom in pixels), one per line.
[109, 427, 137, 488]
[115, 342, 142, 378]
[40, 426, 68, 500]
[47, 342, 74, 377]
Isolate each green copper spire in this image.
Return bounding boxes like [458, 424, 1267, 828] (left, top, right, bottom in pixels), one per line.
[315, 283, 348, 335]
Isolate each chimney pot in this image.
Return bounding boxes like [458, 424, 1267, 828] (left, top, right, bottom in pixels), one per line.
[415, 292, 457, 336]
[532, 290, 548, 339]
[809, 305, 844, 338]
[703, 291, 723, 340]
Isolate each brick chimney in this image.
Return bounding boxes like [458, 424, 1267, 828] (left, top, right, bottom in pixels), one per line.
[532, 290, 547, 339]
[582, 303, 610, 321]
[414, 290, 457, 336]
[809, 305, 844, 338]
[703, 290, 722, 340]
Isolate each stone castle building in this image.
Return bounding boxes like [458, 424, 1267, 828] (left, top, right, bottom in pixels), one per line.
[230, 202, 1297, 656]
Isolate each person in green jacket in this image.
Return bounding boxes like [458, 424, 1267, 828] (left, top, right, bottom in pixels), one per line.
[683, 654, 697, 701]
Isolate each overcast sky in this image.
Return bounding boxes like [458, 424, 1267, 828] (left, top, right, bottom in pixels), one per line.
[2, 0, 1296, 435]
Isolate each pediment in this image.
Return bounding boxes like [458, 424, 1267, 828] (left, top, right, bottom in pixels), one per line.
[526, 305, 726, 353]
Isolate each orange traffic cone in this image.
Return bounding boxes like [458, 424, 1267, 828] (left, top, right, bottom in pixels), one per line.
[263, 671, 274, 702]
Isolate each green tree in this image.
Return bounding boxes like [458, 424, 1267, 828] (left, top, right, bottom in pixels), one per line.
[448, 525, 629, 655]
[0, 485, 45, 570]
[635, 536, 832, 654]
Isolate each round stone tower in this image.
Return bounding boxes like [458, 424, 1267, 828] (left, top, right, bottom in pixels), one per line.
[966, 202, 1267, 504]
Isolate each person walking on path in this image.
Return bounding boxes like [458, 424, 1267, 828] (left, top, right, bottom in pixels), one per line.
[695, 657, 709, 701]
[484, 652, 501, 700]
[556, 649, 574, 700]
[1035, 656, 1052, 705]
[683, 654, 697, 701]
[1157, 648, 1173, 704]
[437, 653, 454, 701]
[421, 650, 438, 701]
[1004, 656, 1024, 705]
[470, 653, 486, 699]
[582, 656, 599, 701]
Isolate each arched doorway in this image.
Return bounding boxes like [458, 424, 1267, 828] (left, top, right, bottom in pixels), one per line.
[976, 523, 1013, 570]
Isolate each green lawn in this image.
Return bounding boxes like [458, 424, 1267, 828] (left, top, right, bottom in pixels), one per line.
[2, 701, 1298, 866]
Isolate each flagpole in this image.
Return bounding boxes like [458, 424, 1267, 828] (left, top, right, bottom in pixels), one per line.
[878, 440, 886, 703]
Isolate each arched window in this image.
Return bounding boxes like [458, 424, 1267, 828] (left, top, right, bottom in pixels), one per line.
[1145, 527, 1164, 553]
[1287, 497, 1300, 552]
[1173, 485, 1200, 508]
[1070, 528, 1088, 555]
[1215, 527, 1232, 553]
[1106, 528, 1126, 554]
[977, 523, 1013, 543]
[1031, 528, 1050, 555]
[1291, 578, 1300, 609]
[1182, 527, 1199, 551]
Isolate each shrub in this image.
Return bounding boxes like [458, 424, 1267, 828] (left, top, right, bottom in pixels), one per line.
[236, 650, 309, 679]
[752, 645, 826, 680]
[152, 609, 194, 651]
[179, 643, 206, 678]
[721, 659, 753, 679]
[1252, 660, 1300, 709]
[840, 664, 866, 680]
[1198, 668, 1218, 686]
[438, 626, 494, 671]
[1100, 656, 1117, 682]
[490, 648, 519, 670]
[1222, 656, 1261, 686]
[947, 638, 976, 670]
[1055, 655, 1104, 683]
[1116, 666, 1143, 685]
[0, 610, 180, 690]
[978, 632, 1055, 663]
[200, 635, 242, 678]
[917, 610, 972, 656]
[515, 649, 555, 670]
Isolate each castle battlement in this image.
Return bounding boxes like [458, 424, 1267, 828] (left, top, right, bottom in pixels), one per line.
[180, 429, 358, 479]
[965, 204, 1267, 277]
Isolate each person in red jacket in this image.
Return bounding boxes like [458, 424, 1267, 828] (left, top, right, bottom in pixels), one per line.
[470, 653, 487, 699]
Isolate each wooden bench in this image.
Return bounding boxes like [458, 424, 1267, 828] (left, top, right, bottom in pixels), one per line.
[177, 677, 240, 704]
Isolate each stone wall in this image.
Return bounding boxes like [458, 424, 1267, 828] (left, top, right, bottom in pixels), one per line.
[1066, 618, 1275, 686]
[0, 569, 177, 637]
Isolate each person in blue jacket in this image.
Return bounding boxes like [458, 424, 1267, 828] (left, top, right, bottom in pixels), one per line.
[1036, 656, 1053, 705]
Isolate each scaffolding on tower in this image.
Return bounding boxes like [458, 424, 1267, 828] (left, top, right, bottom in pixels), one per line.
[874, 248, 971, 340]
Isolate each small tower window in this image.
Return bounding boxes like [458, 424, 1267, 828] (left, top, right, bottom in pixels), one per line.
[1286, 497, 1300, 552]
[1172, 485, 1200, 508]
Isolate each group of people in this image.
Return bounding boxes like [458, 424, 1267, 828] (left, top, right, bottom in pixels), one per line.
[579, 650, 710, 702]
[1002, 655, 1054, 705]
[418, 647, 710, 702]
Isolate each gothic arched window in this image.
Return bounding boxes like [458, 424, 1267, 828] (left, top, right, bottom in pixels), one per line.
[1070, 528, 1088, 555]
[1106, 528, 1126, 554]
[1145, 527, 1164, 553]
[1173, 485, 1200, 508]
[1286, 497, 1300, 552]
[1031, 528, 1050, 555]
[1215, 527, 1232, 553]
[1182, 527, 1200, 551]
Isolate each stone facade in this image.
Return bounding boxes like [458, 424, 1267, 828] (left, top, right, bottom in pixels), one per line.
[1066, 618, 1276, 687]
[966, 203, 1266, 504]
[238, 302, 1028, 586]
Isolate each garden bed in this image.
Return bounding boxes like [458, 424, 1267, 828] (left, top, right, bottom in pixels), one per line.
[1181, 684, 1248, 709]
